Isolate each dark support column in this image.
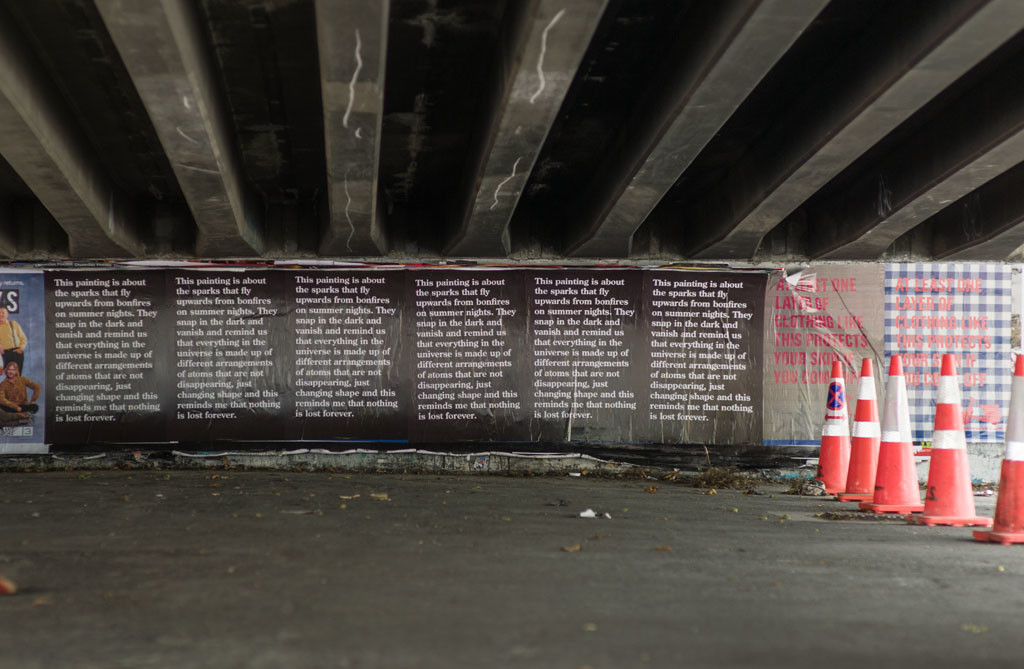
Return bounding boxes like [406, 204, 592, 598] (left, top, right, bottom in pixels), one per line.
[316, 0, 390, 256]
[685, 0, 1024, 260]
[565, 0, 827, 258]
[0, 7, 143, 258]
[444, 0, 607, 258]
[96, 0, 265, 257]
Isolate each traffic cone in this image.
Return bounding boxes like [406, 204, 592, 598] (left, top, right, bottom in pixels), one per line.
[974, 355, 1024, 544]
[860, 356, 924, 514]
[838, 358, 880, 502]
[816, 361, 851, 495]
[908, 354, 992, 527]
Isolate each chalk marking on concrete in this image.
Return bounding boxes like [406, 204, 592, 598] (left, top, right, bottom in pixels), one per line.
[530, 9, 566, 104]
[491, 156, 522, 210]
[176, 126, 200, 145]
[175, 163, 221, 176]
[343, 29, 363, 130]
[344, 167, 355, 252]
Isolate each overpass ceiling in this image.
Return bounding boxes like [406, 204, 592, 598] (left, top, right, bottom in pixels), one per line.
[0, 0, 1023, 263]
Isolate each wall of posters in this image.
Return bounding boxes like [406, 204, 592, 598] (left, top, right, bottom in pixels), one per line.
[16, 266, 769, 453]
[3, 262, 1016, 457]
[761, 262, 1015, 449]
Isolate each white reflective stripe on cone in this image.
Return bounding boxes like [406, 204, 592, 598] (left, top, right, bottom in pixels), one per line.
[894, 386, 912, 441]
[852, 421, 881, 438]
[858, 376, 876, 398]
[932, 429, 966, 449]
[822, 423, 850, 437]
[880, 430, 904, 443]
[936, 375, 960, 404]
[879, 377, 912, 442]
[1005, 441, 1024, 461]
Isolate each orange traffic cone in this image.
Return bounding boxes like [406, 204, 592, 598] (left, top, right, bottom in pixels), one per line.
[838, 358, 880, 502]
[860, 356, 924, 514]
[974, 355, 1024, 544]
[908, 354, 992, 527]
[816, 361, 851, 495]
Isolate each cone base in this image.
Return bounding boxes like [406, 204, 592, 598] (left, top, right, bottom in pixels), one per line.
[837, 491, 873, 502]
[908, 514, 993, 527]
[817, 481, 845, 495]
[859, 501, 924, 514]
[972, 529, 1024, 545]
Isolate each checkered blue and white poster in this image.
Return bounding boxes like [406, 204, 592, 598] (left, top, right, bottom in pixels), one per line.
[885, 263, 1010, 442]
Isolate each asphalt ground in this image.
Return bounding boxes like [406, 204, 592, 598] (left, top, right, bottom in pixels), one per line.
[0, 470, 1018, 669]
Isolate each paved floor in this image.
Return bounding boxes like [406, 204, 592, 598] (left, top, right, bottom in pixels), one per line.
[0, 470, 1018, 668]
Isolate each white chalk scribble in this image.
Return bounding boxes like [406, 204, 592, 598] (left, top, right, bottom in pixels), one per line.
[530, 9, 565, 104]
[491, 156, 522, 210]
[175, 163, 220, 176]
[343, 29, 363, 130]
[344, 167, 355, 252]
[176, 127, 200, 145]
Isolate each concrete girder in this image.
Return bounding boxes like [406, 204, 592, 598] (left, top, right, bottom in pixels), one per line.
[808, 47, 1024, 260]
[11, 202, 68, 259]
[444, 0, 607, 258]
[0, 7, 143, 259]
[0, 200, 20, 259]
[316, 0, 389, 257]
[96, 0, 264, 258]
[564, 0, 828, 258]
[685, 0, 1024, 260]
[929, 161, 1024, 260]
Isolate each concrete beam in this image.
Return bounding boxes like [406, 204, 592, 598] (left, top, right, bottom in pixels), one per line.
[12, 202, 69, 259]
[0, 202, 20, 259]
[685, 0, 1024, 259]
[315, 0, 389, 256]
[96, 0, 264, 258]
[808, 48, 1024, 260]
[929, 162, 1024, 260]
[444, 0, 607, 257]
[564, 0, 827, 258]
[0, 7, 143, 258]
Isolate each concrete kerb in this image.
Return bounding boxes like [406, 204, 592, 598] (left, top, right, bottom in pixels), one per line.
[0, 450, 647, 476]
[171, 449, 651, 476]
[0, 448, 821, 484]
[4, 445, 1007, 485]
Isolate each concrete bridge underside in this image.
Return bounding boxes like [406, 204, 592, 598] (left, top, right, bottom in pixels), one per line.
[0, 0, 1023, 265]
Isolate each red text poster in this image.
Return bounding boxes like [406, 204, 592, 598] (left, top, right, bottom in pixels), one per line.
[763, 265, 885, 445]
